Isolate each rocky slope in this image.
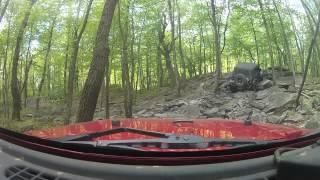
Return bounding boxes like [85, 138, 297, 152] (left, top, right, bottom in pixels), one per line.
[102, 74, 320, 129]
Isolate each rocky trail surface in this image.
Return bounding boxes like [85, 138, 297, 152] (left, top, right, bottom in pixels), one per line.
[103, 74, 320, 129]
[14, 73, 320, 132]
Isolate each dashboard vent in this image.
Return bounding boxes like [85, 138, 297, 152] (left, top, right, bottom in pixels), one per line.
[5, 165, 69, 180]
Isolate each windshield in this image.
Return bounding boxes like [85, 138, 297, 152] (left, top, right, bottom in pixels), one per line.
[0, 0, 319, 152]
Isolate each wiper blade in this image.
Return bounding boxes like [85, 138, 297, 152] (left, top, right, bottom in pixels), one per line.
[61, 135, 271, 150]
[60, 140, 146, 151]
[54, 127, 170, 142]
[53, 127, 275, 150]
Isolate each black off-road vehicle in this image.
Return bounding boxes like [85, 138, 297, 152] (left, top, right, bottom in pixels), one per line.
[226, 63, 264, 92]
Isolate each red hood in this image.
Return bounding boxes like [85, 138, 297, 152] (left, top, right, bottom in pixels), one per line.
[18, 119, 320, 165]
[25, 119, 309, 151]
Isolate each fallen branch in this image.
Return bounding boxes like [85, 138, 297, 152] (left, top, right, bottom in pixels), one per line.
[301, 93, 311, 99]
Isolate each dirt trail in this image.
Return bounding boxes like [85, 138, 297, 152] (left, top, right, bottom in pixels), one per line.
[11, 72, 320, 132]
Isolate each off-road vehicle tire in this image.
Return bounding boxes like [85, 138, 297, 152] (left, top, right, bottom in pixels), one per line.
[234, 73, 248, 91]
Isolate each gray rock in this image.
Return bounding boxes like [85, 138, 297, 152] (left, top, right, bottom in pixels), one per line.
[286, 112, 304, 123]
[154, 113, 184, 118]
[201, 108, 220, 118]
[307, 90, 320, 97]
[286, 86, 296, 93]
[305, 113, 320, 129]
[182, 104, 201, 118]
[249, 101, 265, 110]
[163, 100, 187, 111]
[93, 111, 105, 119]
[263, 92, 296, 113]
[256, 88, 274, 100]
[258, 80, 273, 90]
[267, 115, 281, 124]
[136, 109, 147, 115]
[277, 82, 290, 89]
[251, 111, 268, 122]
[24, 113, 34, 118]
[53, 117, 63, 122]
[70, 116, 76, 123]
[305, 120, 320, 129]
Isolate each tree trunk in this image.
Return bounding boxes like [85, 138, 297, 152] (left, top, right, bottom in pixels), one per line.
[118, 1, 132, 118]
[176, 0, 186, 82]
[199, 25, 203, 75]
[36, 18, 55, 110]
[2, 15, 11, 119]
[250, 16, 259, 64]
[210, 0, 222, 91]
[105, 61, 111, 119]
[288, 6, 304, 73]
[168, 0, 181, 95]
[159, 14, 176, 88]
[296, 11, 320, 107]
[156, 43, 163, 87]
[272, 0, 295, 85]
[65, 0, 93, 123]
[0, 0, 9, 24]
[21, 26, 34, 109]
[64, 36, 70, 99]
[258, 0, 275, 79]
[146, 45, 151, 90]
[76, 0, 118, 122]
[11, 0, 36, 120]
[129, 0, 136, 113]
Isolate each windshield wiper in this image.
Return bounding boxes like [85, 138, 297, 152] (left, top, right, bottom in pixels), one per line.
[54, 127, 272, 150]
[54, 127, 170, 142]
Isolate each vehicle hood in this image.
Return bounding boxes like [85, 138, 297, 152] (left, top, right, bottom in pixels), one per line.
[25, 118, 308, 141]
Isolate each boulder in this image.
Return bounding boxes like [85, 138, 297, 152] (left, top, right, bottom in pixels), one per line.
[163, 100, 187, 111]
[305, 120, 320, 129]
[258, 79, 273, 90]
[277, 82, 290, 89]
[182, 104, 201, 118]
[154, 113, 184, 118]
[255, 87, 274, 100]
[305, 113, 320, 129]
[249, 101, 265, 110]
[23, 113, 34, 118]
[267, 115, 281, 124]
[136, 109, 147, 115]
[306, 90, 320, 97]
[201, 108, 221, 118]
[251, 111, 268, 122]
[263, 92, 296, 113]
[285, 111, 304, 123]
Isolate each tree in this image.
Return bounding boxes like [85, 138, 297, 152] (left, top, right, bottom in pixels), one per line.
[36, 17, 56, 110]
[210, 0, 230, 91]
[0, 0, 9, 24]
[118, 0, 133, 117]
[296, 11, 320, 107]
[76, 0, 118, 122]
[11, 0, 37, 120]
[257, 0, 275, 79]
[65, 0, 93, 123]
[272, 0, 295, 85]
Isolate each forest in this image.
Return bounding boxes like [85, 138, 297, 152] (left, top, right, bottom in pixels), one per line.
[0, 0, 319, 130]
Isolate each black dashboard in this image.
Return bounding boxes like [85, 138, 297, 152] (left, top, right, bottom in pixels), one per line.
[0, 138, 319, 180]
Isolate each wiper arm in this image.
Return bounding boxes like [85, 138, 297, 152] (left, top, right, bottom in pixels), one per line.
[53, 127, 274, 150]
[54, 127, 170, 142]
[59, 140, 146, 151]
[61, 135, 271, 150]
